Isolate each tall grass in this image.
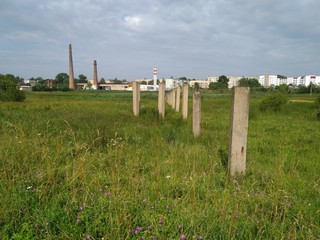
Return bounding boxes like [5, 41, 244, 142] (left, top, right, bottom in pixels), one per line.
[0, 91, 319, 239]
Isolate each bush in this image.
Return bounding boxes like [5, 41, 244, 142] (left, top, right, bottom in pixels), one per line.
[314, 96, 320, 120]
[0, 75, 26, 102]
[259, 93, 287, 112]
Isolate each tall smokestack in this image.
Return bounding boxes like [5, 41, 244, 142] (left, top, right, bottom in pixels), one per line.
[93, 60, 99, 90]
[68, 44, 75, 89]
[153, 66, 158, 89]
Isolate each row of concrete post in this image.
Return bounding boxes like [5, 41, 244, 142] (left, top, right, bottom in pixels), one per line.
[132, 83, 249, 176]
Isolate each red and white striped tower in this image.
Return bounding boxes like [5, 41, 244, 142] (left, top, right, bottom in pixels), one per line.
[153, 66, 158, 89]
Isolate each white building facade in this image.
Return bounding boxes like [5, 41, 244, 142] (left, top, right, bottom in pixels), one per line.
[259, 75, 320, 87]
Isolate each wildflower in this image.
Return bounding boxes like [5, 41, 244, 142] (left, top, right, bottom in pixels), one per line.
[147, 225, 152, 230]
[45, 222, 49, 227]
[159, 217, 163, 226]
[134, 230, 138, 235]
[141, 236, 145, 240]
[76, 216, 81, 223]
[199, 236, 203, 240]
[180, 234, 186, 239]
[151, 205, 155, 209]
[178, 225, 182, 230]
[136, 226, 142, 231]
[79, 206, 84, 211]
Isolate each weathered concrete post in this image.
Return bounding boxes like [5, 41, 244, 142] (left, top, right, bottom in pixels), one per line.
[171, 89, 176, 109]
[133, 81, 140, 116]
[158, 81, 165, 118]
[175, 86, 180, 112]
[193, 91, 201, 138]
[167, 91, 170, 107]
[182, 83, 188, 119]
[228, 87, 250, 176]
[68, 44, 75, 90]
[93, 60, 99, 90]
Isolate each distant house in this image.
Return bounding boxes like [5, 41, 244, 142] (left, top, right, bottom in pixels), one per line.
[46, 79, 57, 88]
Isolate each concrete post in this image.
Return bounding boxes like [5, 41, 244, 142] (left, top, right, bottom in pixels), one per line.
[182, 83, 188, 119]
[133, 81, 140, 116]
[68, 44, 75, 90]
[158, 81, 165, 118]
[228, 87, 250, 176]
[175, 86, 180, 112]
[193, 91, 201, 138]
[166, 91, 172, 106]
[172, 89, 176, 109]
[93, 60, 99, 90]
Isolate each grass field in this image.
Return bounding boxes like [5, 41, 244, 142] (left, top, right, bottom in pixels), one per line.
[0, 90, 319, 239]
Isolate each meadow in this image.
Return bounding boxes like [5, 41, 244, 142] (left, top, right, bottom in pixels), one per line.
[0, 90, 319, 239]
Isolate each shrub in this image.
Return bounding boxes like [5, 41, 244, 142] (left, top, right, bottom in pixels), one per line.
[314, 95, 320, 120]
[0, 75, 26, 102]
[259, 93, 287, 112]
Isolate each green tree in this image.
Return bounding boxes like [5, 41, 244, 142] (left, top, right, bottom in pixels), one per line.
[111, 78, 124, 84]
[238, 78, 261, 88]
[0, 74, 26, 102]
[78, 74, 87, 83]
[87, 82, 92, 89]
[209, 81, 225, 90]
[55, 73, 69, 85]
[208, 75, 229, 90]
[218, 75, 229, 87]
[276, 84, 289, 93]
[35, 76, 45, 84]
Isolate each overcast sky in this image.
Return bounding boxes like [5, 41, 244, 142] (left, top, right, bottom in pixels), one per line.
[1, 0, 320, 81]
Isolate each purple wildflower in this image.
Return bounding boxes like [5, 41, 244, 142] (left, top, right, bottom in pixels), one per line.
[76, 216, 81, 223]
[178, 225, 182, 230]
[180, 234, 186, 239]
[199, 236, 203, 240]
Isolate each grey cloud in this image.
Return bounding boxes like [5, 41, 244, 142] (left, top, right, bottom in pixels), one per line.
[0, 0, 319, 80]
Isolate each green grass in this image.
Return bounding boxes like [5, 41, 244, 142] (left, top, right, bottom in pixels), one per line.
[0, 90, 319, 239]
